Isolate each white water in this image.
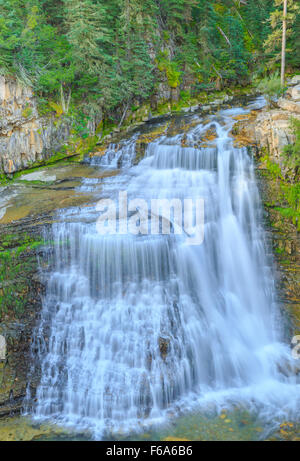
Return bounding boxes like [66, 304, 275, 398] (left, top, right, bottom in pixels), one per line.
[30, 103, 300, 438]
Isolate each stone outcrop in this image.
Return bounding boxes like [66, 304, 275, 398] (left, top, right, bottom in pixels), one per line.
[0, 218, 47, 417]
[277, 96, 300, 114]
[233, 78, 300, 166]
[252, 110, 298, 163]
[0, 76, 70, 175]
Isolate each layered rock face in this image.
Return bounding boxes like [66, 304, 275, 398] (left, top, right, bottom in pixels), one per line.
[0, 77, 70, 175]
[253, 110, 297, 162]
[0, 219, 46, 417]
[256, 86, 300, 163]
[255, 81, 300, 163]
[234, 78, 300, 166]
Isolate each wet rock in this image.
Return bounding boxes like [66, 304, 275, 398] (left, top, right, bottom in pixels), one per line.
[268, 422, 300, 441]
[277, 361, 300, 378]
[0, 220, 47, 417]
[19, 171, 57, 183]
[201, 126, 217, 143]
[0, 416, 69, 441]
[257, 169, 300, 336]
[158, 336, 170, 360]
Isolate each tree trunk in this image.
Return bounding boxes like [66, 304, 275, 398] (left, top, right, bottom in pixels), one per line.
[118, 103, 129, 128]
[281, 0, 288, 87]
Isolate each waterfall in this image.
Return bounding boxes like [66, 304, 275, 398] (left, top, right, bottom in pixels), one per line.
[30, 103, 300, 438]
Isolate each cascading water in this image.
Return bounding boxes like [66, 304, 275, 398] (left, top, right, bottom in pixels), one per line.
[29, 102, 300, 439]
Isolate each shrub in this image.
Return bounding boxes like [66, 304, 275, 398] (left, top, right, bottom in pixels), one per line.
[282, 117, 300, 174]
[257, 72, 285, 107]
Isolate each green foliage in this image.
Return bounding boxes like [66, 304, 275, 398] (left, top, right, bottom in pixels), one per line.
[262, 153, 300, 229]
[0, 0, 299, 123]
[261, 154, 283, 179]
[22, 104, 33, 118]
[216, 14, 251, 84]
[257, 72, 284, 106]
[242, 0, 274, 50]
[157, 53, 181, 89]
[0, 0, 73, 92]
[264, 0, 300, 69]
[282, 117, 300, 173]
[0, 233, 43, 319]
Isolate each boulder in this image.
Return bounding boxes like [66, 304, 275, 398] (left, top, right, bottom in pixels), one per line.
[277, 97, 300, 114]
[158, 336, 170, 360]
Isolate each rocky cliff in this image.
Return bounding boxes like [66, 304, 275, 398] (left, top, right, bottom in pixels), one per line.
[234, 76, 300, 169]
[0, 77, 70, 175]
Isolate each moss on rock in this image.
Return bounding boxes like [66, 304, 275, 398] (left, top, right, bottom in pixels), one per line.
[0, 222, 45, 417]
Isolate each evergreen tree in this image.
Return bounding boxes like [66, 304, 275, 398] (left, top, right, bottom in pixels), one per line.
[0, 0, 299, 122]
[63, 0, 112, 72]
[242, 0, 274, 49]
[289, 8, 300, 69]
[264, 0, 300, 70]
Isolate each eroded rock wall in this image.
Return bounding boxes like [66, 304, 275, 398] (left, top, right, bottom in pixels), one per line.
[0, 76, 70, 175]
[253, 109, 298, 163]
[0, 219, 47, 417]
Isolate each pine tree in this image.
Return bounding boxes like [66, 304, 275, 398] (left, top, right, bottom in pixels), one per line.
[289, 8, 300, 69]
[108, 0, 156, 112]
[63, 0, 112, 72]
[264, 0, 300, 70]
[242, 0, 274, 49]
[1, 0, 299, 120]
